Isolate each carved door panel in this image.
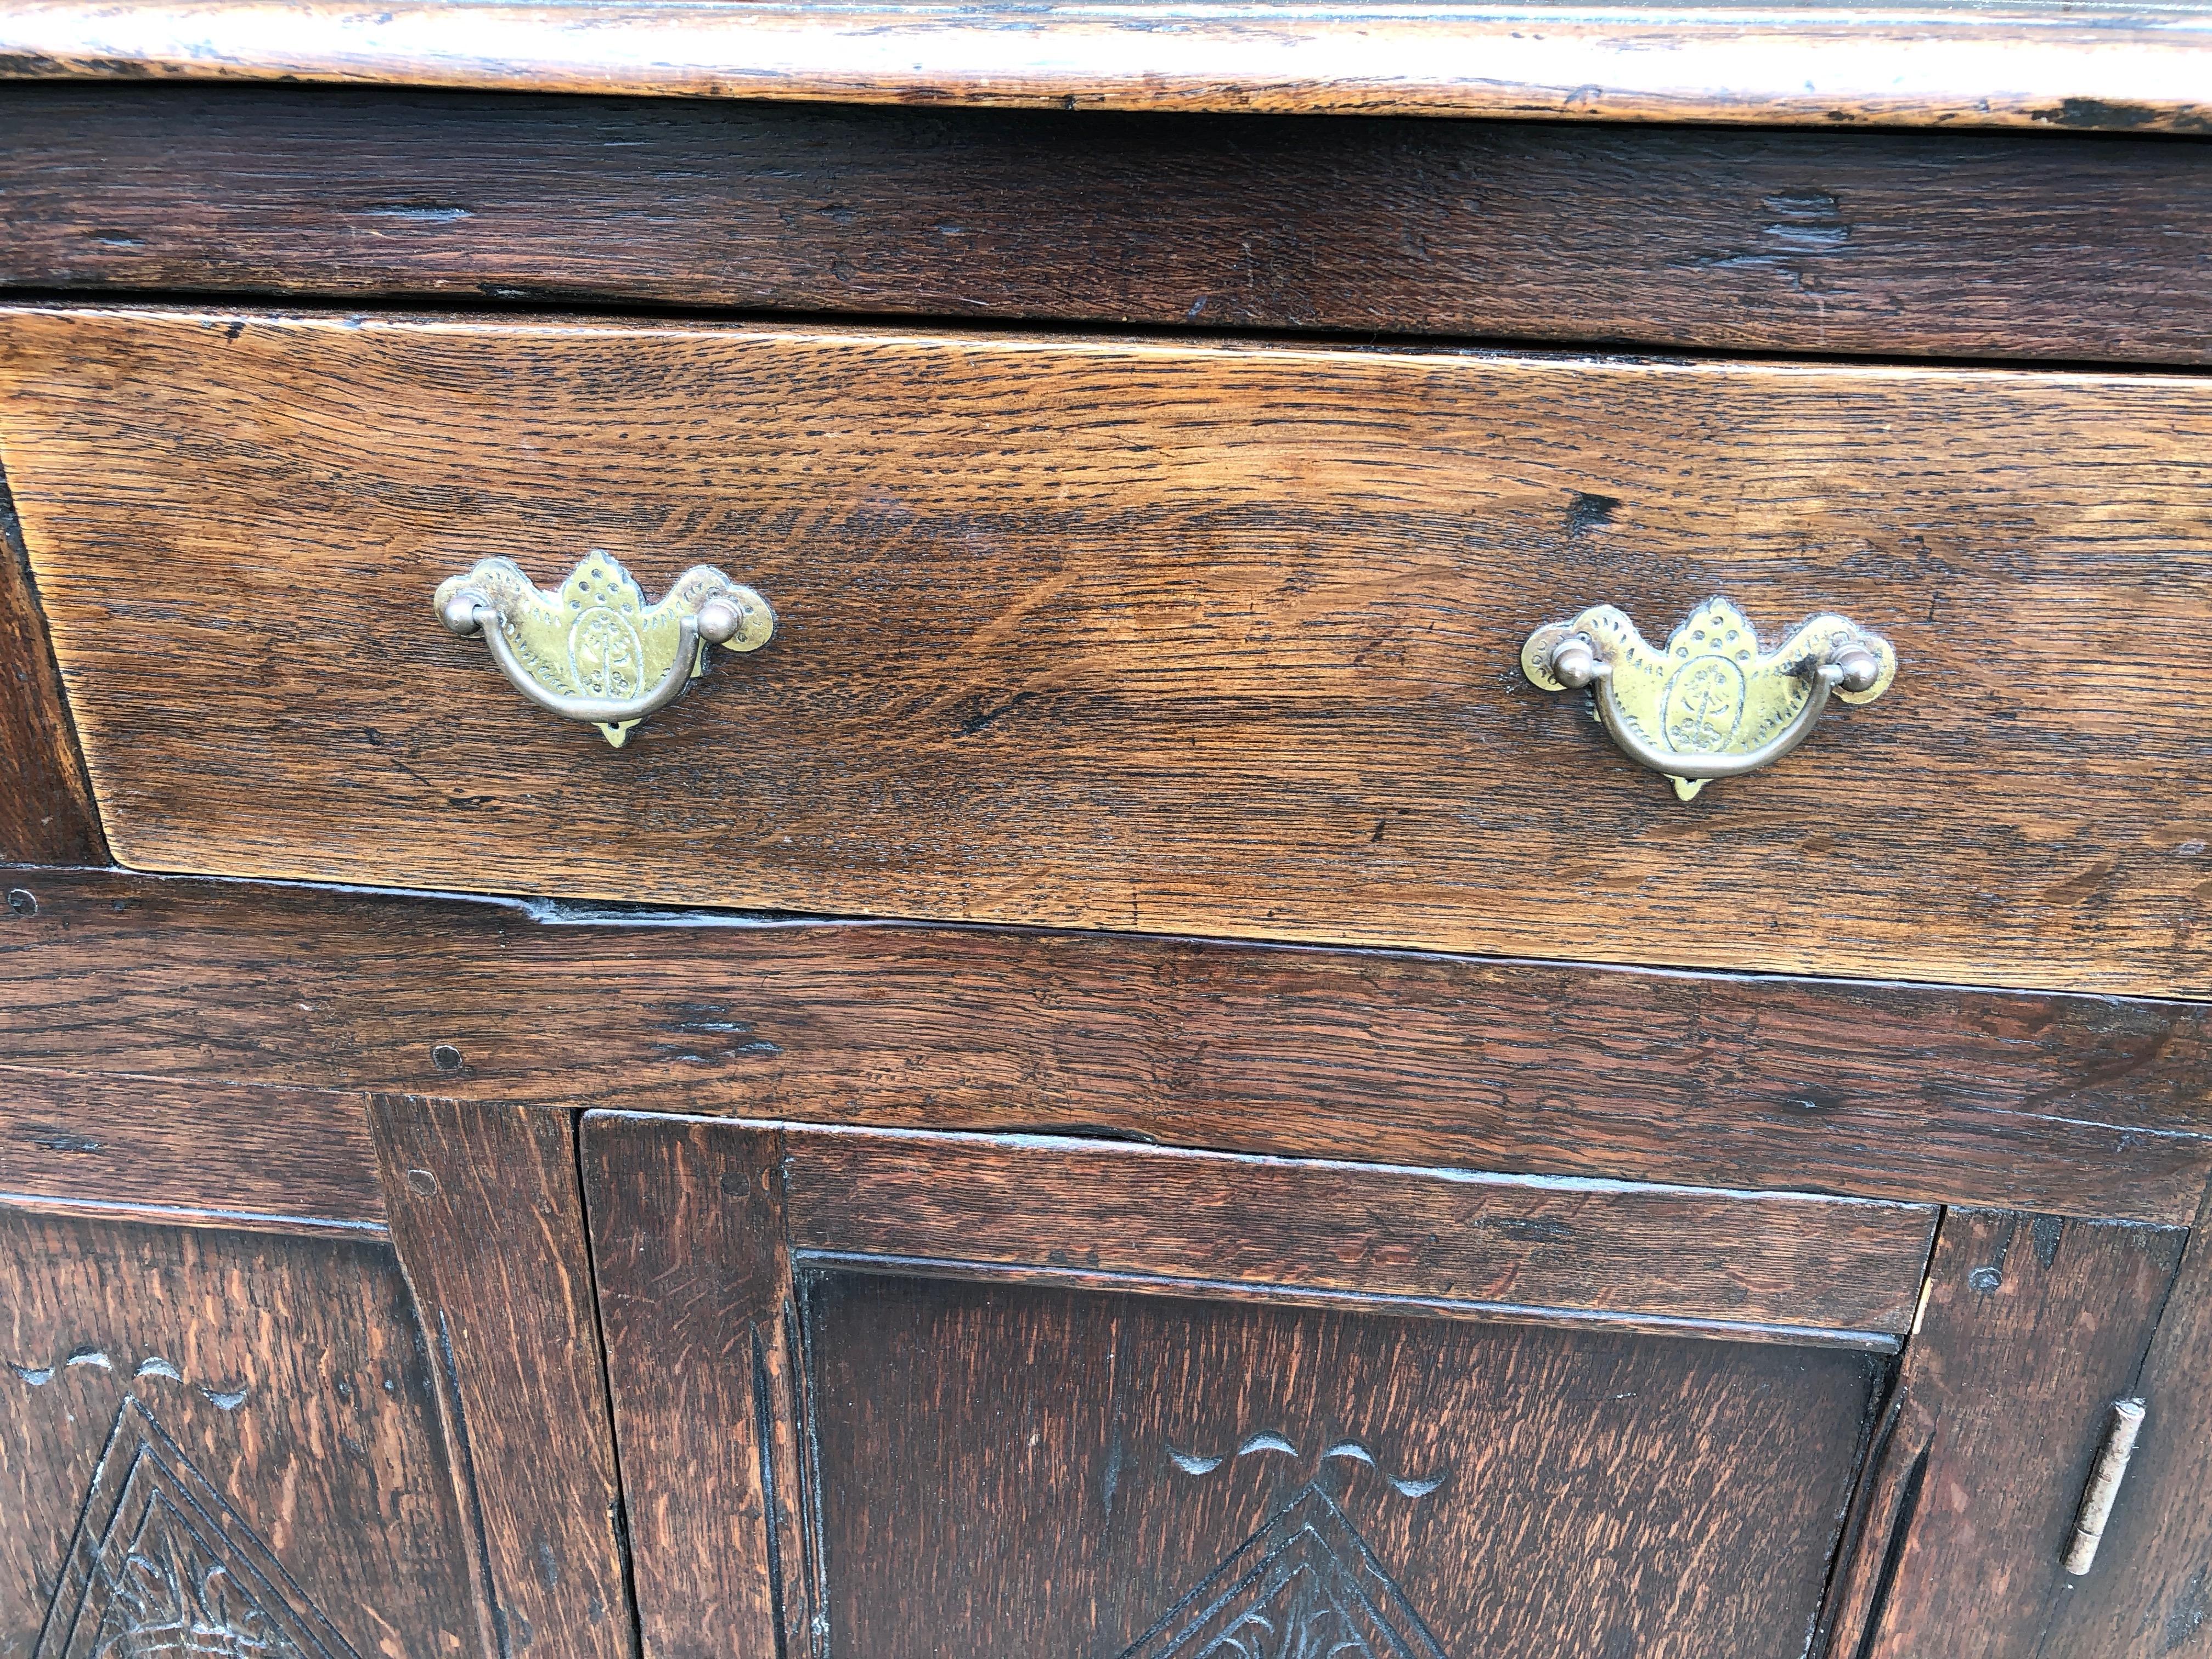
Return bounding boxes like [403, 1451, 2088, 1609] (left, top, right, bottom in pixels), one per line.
[0, 1206, 478, 1659]
[0, 1076, 633, 1659]
[582, 1114, 1944, 1659]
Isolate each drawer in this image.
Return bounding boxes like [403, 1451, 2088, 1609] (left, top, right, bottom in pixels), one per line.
[1, 304, 2208, 992]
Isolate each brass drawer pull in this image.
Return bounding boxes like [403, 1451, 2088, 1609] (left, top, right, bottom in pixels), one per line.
[435, 552, 774, 747]
[1521, 598, 1894, 800]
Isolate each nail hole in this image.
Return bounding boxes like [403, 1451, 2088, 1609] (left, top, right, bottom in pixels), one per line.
[405, 1168, 439, 1197]
[431, 1043, 464, 1073]
[6, 889, 35, 918]
[1968, 1267, 2004, 1293]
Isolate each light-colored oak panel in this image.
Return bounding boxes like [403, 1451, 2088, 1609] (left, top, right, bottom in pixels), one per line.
[0, 1, 2209, 132]
[3, 306, 2209, 991]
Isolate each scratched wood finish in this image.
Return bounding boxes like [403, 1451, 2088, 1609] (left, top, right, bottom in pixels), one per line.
[7, 310, 2212, 994]
[369, 1096, 633, 1659]
[581, 1109, 1888, 1659]
[6, 865, 2210, 1222]
[2041, 1186, 2212, 1658]
[1821, 1210, 2184, 1659]
[0, 464, 100, 867]
[781, 1126, 1938, 1341]
[1, 0, 2209, 131]
[9, 88, 2212, 368]
[0, 1066, 382, 1232]
[0, 1206, 477, 1659]
[581, 1116, 810, 1659]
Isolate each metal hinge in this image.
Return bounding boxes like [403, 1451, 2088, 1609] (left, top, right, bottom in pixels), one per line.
[2062, 1398, 2148, 1576]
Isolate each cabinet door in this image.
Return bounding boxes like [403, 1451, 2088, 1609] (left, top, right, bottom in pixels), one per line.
[582, 1115, 1940, 1659]
[0, 1075, 632, 1659]
[0, 1079, 478, 1659]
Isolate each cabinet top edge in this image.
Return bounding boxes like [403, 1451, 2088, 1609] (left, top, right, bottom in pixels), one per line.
[4, 1, 2212, 134]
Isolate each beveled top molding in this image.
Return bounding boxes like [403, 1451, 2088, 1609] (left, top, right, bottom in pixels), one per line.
[0, 1, 2209, 133]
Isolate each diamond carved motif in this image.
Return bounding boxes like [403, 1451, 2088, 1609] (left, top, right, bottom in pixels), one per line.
[1120, 1487, 1446, 1659]
[36, 1397, 359, 1659]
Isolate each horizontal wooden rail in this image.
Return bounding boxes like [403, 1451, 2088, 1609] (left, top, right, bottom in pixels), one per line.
[1, 2, 2209, 132]
[776, 1123, 1940, 1346]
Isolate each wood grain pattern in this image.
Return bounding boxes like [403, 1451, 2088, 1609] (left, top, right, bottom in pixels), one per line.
[1821, 1210, 2185, 1659]
[2039, 1184, 2212, 1658]
[778, 1124, 1938, 1341]
[7, 307, 2212, 993]
[0, 1207, 477, 1659]
[1, 1, 2209, 131]
[581, 1116, 809, 1659]
[802, 1272, 1882, 1659]
[0, 461, 100, 867]
[6, 864, 2210, 1223]
[9, 87, 2212, 368]
[0, 1065, 383, 1232]
[369, 1096, 632, 1659]
[582, 1107, 1891, 1659]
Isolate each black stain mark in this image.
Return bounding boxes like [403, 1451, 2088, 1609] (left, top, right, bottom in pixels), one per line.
[30, 1129, 101, 1153]
[1565, 492, 1621, 535]
[2031, 1214, 2066, 1269]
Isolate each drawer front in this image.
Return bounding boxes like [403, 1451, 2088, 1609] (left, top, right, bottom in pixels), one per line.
[3, 306, 2208, 992]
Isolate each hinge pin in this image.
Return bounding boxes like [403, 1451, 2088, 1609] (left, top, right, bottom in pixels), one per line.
[2063, 1398, 2147, 1576]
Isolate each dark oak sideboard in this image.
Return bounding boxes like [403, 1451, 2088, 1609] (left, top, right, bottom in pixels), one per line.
[3, 18, 2212, 1659]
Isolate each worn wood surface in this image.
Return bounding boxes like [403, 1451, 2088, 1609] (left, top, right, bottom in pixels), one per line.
[2040, 1183, 2212, 1658]
[7, 308, 2212, 994]
[779, 1124, 1937, 1341]
[0, 462, 100, 867]
[0, 1065, 382, 1232]
[804, 1273, 1881, 1659]
[1, 1, 2208, 131]
[1821, 1210, 2185, 1659]
[583, 1107, 1887, 1659]
[369, 1096, 633, 1659]
[0, 1207, 477, 1659]
[8, 88, 2212, 368]
[582, 1116, 809, 1659]
[6, 864, 2210, 1223]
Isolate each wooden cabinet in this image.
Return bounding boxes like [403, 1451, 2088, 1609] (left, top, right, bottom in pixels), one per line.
[5, 48, 2212, 1659]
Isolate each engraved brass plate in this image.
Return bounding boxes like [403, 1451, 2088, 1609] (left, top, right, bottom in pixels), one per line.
[434, 551, 774, 746]
[1522, 597, 1895, 799]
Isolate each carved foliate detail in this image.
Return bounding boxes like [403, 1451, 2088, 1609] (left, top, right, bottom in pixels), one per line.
[1121, 1487, 1444, 1659]
[36, 1398, 359, 1659]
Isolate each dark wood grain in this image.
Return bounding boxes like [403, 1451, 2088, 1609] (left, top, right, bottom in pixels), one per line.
[0, 1065, 382, 1232]
[6, 865, 2210, 1223]
[1821, 1210, 2185, 1659]
[582, 1107, 1891, 1659]
[0, 1207, 477, 1659]
[8, 87, 2212, 368]
[777, 1123, 1937, 1341]
[804, 1272, 1883, 1659]
[581, 1116, 809, 1659]
[9, 307, 2212, 994]
[1, 0, 2208, 131]
[2039, 1184, 2212, 1658]
[369, 1096, 633, 1659]
[0, 460, 100, 866]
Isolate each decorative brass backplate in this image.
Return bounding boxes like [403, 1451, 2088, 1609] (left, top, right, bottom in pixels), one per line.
[1522, 597, 1895, 799]
[434, 552, 774, 746]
